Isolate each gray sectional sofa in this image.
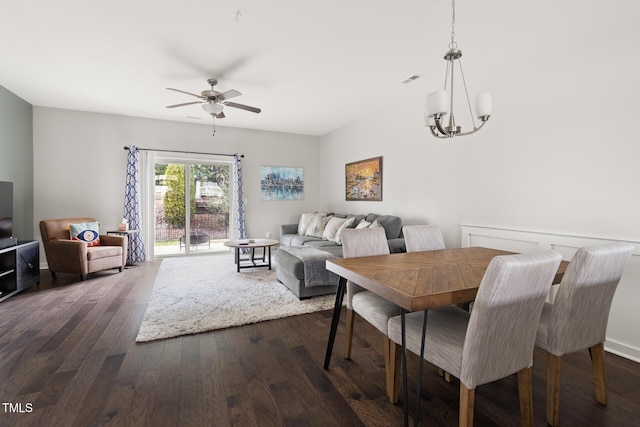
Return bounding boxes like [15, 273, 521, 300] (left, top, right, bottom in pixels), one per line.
[275, 213, 406, 299]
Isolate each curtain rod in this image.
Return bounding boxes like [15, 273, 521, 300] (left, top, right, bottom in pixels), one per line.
[123, 146, 244, 158]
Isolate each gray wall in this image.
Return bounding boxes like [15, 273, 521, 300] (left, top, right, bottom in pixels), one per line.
[32, 107, 321, 245]
[0, 85, 33, 240]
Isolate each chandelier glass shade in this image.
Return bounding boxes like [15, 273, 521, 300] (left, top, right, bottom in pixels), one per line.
[426, 0, 492, 138]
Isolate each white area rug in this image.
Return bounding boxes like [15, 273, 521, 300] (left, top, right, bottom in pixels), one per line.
[136, 254, 337, 342]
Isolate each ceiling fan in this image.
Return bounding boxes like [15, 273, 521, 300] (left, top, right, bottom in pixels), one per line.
[166, 78, 261, 119]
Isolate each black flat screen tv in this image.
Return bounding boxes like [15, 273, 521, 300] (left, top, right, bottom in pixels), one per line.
[0, 181, 14, 248]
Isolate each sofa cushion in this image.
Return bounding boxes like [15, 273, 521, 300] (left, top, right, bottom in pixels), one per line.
[365, 213, 380, 223]
[372, 214, 402, 239]
[275, 248, 306, 279]
[87, 245, 122, 260]
[322, 216, 350, 241]
[280, 233, 296, 246]
[334, 217, 355, 245]
[297, 213, 315, 236]
[356, 219, 372, 229]
[288, 235, 323, 246]
[346, 214, 366, 227]
[305, 239, 339, 248]
[305, 214, 332, 238]
[319, 246, 345, 257]
[388, 238, 407, 254]
[69, 221, 101, 247]
[369, 219, 382, 229]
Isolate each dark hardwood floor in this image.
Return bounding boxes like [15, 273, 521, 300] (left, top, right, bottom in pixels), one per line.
[1, 259, 639, 426]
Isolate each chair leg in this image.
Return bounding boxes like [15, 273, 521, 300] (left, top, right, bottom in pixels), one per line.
[343, 308, 355, 359]
[438, 368, 453, 383]
[590, 343, 607, 405]
[546, 352, 562, 427]
[517, 367, 534, 427]
[456, 302, 471, 312]
[386, 338, 401, 404]
[459, 383, 475, 427]
[50, 271, 57, 279]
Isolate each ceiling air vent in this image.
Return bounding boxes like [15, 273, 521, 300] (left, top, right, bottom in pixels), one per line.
[402, 74, 422, 84]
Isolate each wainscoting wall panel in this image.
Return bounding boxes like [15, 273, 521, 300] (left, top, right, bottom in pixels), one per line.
[461, 225, 640, 363]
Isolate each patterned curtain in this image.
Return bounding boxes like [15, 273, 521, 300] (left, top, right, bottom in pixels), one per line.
[123, 145, 146, 264]
[233, 153, 247, 241]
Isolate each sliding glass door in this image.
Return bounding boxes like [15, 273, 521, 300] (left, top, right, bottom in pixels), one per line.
[153, 159, 231, 256]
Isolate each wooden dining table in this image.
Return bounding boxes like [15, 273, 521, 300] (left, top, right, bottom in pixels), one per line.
[323, 246, 568, 426]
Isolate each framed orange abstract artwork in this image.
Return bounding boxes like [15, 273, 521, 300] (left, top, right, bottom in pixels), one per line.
[345, 156, 382, 201]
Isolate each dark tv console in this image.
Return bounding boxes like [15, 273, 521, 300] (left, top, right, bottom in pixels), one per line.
[0, 241, 40, 303]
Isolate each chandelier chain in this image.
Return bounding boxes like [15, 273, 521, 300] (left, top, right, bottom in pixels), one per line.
[449, 0, 457, 49]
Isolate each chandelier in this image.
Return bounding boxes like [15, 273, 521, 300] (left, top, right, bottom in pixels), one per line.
[426, 0, 492, 138]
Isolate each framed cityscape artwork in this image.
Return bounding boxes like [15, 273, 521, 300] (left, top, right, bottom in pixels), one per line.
[260, 166, 304, 201]
[345, 156, 382, 201]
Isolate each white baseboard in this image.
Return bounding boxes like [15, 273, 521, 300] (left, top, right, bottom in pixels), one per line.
[606, 338, 640, 364]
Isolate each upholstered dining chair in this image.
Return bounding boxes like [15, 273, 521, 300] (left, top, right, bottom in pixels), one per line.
[535, 242, 633, 426]
[402, 224, 453, 385]
[388, 250, 562, 427]
[341, 227, 402, 403]
[402, 225, 446, 253]
[403, 223, 468, 384]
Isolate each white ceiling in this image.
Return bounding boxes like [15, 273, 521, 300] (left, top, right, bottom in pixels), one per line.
[1, 1, 507, 136]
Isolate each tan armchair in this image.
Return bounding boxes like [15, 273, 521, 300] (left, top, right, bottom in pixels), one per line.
[39, 217, 127, 281]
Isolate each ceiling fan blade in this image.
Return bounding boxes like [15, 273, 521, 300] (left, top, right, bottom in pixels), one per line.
[201, 89, 221, 99]
[224, 101, 261, 114]
[166, 101, 203, 108]
[166, 87, 202, 98]
[215, 112, 225, 119]
[217, 89, 242, 101]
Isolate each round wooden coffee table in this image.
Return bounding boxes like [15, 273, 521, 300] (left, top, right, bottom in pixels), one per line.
[224, 239, 279, 272]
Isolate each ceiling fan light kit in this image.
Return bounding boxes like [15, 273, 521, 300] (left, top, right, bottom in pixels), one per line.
[426, 0, 492, 139]
[165, 78, 261, 135]
[202, 102, 224, 115]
